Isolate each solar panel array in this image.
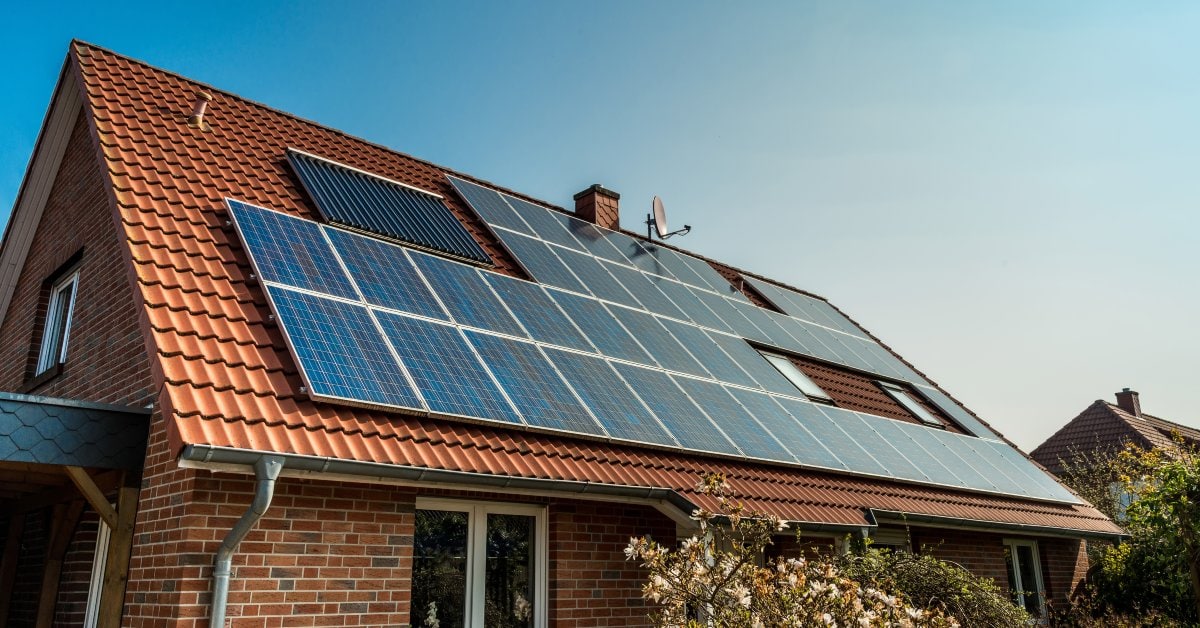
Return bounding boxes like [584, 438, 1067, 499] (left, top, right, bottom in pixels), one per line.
[229, 196, 1075, 504]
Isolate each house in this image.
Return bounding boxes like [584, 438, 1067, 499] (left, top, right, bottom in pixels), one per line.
[1032, 389, 1200, 476]
[0, 41, 1120, 628]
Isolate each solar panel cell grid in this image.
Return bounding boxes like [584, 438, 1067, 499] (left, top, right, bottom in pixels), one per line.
[704, 332, 807, 397]
[323, 227, 447, 320]
[548, 290, 653, 364]
[606, 305, 710, 378]
[409, 251, 527, 338]
[650, 276, 731, 331]
[228, 200, 358, 300]
[495, 231, 589, 294]
[482, 274, 595, 353]
[768, 397, 850, 470]
[446, 176, 532, 235]
[611, 362, 741, 456]
[464, 331, 604, 436]
[671, 376, 792, 461]
[545, 348, 677, 447]
[374, 311, 521, 423]
[554, 247, 642, 308]
[602, 261, 689, 320]
[658, 319, 759, 388]
[266, 285, 422, 409]
[502, 196, 585, 250]
[562, 218, 632, 265]
[804, 406, 891, 477]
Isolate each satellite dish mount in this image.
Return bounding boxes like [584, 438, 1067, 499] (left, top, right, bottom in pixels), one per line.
[646, 196, 691, 240]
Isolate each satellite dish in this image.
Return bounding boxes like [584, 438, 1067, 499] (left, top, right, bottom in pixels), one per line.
[652, 196, 669, 238]
[646, 196, 691, 240]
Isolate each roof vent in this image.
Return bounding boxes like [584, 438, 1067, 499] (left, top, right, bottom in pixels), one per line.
[573, 184, 620, 231]
[186, 92, 213, 130]
[1115, 387, 1142, 417]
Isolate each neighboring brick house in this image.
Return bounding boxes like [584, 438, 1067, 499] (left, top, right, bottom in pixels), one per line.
[1032, 389, 1200, 476]
[0, 41, 1120, 628]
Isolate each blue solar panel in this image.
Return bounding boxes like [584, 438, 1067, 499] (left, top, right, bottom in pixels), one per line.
[799, 406, 890, 477]
[464, 331, 604, 436]
[639, 245, 716, 290]
[705, 332, 806, 397]
[501, 195, 585, 251]
[554, 247, 642, 308]
[764, 316, 829, 361]
[658, 319, 758, 388]
[602, 262, 688, 319]
[731, 301, 805, 350]
[941, 435, 1032, 497]
[768, 397, 851, 470]
[827, 411, 930, 481]
[614, 237, 678, 278]
[545, 348, 676, 446]
[374, 311, 520, 423]
[611, 362, 740, 456]
[982, 440, 1077, 501]
[323, 227, 446, 320]
[495, 231, 588, 294]
[548, 290, 653, 364]
[725, 389, 825, 466]
[674, 251, 747, 300]
[227, 199, 357, 300]
[560, 218, 632, 265]
[266, 285, 422, 409]
[907, 426, 999, 491]
[690, 289, 762, 338]
[914, 386, 997, 438]
[446, 175, 532, 235]
[671, 376, 792, 461]
[870, 419, 967, 488]
[650, 276, 731, 331]
[288, 151, 490, 264]
[846, 338, 907, 380]
[482, 274, 594, 353]
[606, 306, 709, 377]
[408, 251, 527, 337]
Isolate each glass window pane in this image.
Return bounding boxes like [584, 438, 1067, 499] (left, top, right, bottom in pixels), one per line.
[485, 514, 536, 628]
[413, 510, 469, 628]
[1016, 545, 1042, 615]
[761, 352, 830, 400]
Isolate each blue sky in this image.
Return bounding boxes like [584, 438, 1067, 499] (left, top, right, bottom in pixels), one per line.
[2, 1, 1197, 449]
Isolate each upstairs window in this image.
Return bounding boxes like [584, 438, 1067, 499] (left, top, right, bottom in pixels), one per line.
[877, 381, 942, 427]
[760, 350, 832, 402]
[36, 270, 79, 375]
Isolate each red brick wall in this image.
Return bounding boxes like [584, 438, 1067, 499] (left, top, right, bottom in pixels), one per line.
[9, 510, 47, 626]
[548, 502, 675, 627]
[0, 109, 155, 406]
[55, 511, 102, 626]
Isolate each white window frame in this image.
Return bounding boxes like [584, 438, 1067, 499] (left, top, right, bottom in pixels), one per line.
[1004, 538, 1046, 620]
[415, 498, 548, 628]
[36, 270, 79, 374]
[759, 350, 832, 401]
[877, 381, 943, 427]
[82, 511, 112, 628]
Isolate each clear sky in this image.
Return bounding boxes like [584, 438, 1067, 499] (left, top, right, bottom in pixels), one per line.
[2, 1, 1197, 450]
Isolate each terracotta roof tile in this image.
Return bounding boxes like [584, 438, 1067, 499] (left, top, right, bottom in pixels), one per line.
[68, 41, 1119, 536]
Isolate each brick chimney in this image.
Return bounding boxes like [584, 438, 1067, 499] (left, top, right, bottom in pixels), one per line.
[1115, 388, 1142, 417]
[573, 184, 620, 231]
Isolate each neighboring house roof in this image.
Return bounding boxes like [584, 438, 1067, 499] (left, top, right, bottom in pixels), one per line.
[7, 41, 1119, 537]
[1033, 390, 1200, 475]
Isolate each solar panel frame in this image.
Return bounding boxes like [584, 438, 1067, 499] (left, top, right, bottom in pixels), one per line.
[611, 361, 742, 456]
[671, 376, 793, 462]
[446, 175, 533, 235]
[657, 319, 759, 388]
[265, 285, 424, 410]
[649, 276, 732, 331]
[605, 305, 710, 378]
[768, 396, 851, 471]
[601, 261, 689, 320]
[833, 411, 932, 482]
[288, 151, 490, 264]
[544, 348, 678, 447]
[494, 230, 589, 294]
[464, 330, 606, 436]
[803, 405, 891, 477]
[374, 311, 522, 424]
[482, 274, 595, 353]
[501, 195, 587, 251]
[553, 246, 643, 308]
[875, 420, 970, 488]
[690, 289, 766, 340]
[323, 227, 448, 320]
[227, 199, 358, 300]
[548, 289, 654, 364]
[407, 250, 528, 337]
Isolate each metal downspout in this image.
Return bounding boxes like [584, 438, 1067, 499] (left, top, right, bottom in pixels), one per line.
[210, 455, 284, 628]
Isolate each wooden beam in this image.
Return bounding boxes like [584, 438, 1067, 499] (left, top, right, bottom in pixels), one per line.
[1, 469, 121, 516]
[96, 483, 138, 628]
[34, 500, 84, 628]
[64, 467, 118, 529]
[0, 514, 26, 628]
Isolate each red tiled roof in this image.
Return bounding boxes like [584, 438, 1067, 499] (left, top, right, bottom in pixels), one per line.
[1032, 400, 1200, 474]
[67, 41, 1119, 536]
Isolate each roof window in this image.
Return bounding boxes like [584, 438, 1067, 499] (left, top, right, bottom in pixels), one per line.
[878, 381, 942, 427]
[759, 350, 832, 402]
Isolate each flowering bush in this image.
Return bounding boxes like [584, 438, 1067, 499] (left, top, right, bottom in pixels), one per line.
[624, 474, 958, 627]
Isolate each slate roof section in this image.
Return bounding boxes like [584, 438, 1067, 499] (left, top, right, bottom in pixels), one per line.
[1033, 399, 1200, 475]
[65, 41, 1120, 536]
[0, 391, 149, 469]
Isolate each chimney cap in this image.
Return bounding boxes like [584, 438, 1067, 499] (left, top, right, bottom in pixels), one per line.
[574, 183, 620, 201]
